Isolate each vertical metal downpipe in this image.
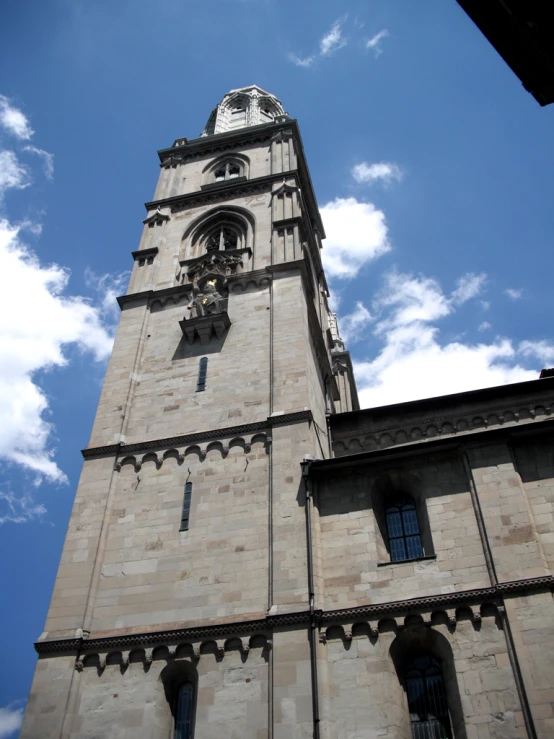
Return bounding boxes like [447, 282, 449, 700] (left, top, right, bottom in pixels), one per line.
[301, 460, 320, 739]
[268, 278, 274, 739]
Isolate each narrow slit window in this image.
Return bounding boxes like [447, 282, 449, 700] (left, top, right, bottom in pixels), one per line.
[175, 681, 195, 738]
[196, 357, 208, 392]
[385, 497, 423, 561]
[180, 482, 192, 531]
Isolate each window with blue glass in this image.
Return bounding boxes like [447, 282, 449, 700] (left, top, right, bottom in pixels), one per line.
[175, 682, 195, 739]
[385, 496, 423, 561]
[196, 357, 208, 392]
[406, 655, 452, 739]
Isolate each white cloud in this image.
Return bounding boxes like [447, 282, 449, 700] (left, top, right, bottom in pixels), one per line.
[288, 53, 315, 68]
[365, 29, 389, 57]
[85, 269, 130, 323]
[0, 704, 24, 738]
[320, 20, 346, 56]
[478, 321, 491, 332]
[0, 95, 34, 140]
[451, 272, 487, 304]
[23, 145, 54, 179]
[375, 271, 451, 330]
[320, 197, 391, 279]
[289, 18, 346, 67]
[0, 220, 119, 483]
[518, 340, 554, 364]
[505, 287, 523, 300]
[353, 270, 539, 408]
[0, 150, 31, 199]
[339, 302, 373, 344]
[352, 161, 403, 186]
[0, 492, 46, 525]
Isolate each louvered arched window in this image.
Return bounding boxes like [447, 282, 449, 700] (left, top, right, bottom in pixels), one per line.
[406, 655, 452, 739]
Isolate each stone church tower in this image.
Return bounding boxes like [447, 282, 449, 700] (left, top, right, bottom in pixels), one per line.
[22, 86, 554, 739]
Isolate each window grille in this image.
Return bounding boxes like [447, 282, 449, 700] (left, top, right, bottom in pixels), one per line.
[196, 357, 208, 392]
[385, 497, 423, 561]
[175, 682, 195, 739]
[180, 482, 192, 531]
[406, 656, 452, 739]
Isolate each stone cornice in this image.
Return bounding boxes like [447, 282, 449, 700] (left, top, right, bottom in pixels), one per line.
[35, 575, 554, 656]
[81, 410, 313, 459]
[158, 120, 283, 162]
[117, 283, 191, 309]
[145, 172, 292, 214]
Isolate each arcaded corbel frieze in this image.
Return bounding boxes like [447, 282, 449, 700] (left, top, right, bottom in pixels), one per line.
[332, 398, 554, 457]
[227, 268, 271, 293]
[35, 574, 554, 660]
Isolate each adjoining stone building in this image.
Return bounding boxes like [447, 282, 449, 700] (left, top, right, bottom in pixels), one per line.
[21, 85, 554, 739]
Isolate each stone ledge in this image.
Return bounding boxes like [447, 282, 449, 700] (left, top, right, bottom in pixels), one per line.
[81, 410, 313, 459]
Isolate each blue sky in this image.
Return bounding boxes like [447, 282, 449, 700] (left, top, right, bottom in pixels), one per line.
[1, 0, 553, 733]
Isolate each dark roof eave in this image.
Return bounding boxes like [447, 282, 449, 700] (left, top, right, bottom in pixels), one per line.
[330, 375, 554, 424]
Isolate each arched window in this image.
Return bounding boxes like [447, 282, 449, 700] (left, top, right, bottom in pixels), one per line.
[385, 496, 423, 561]
[406, 655, 452, 739]
[175, 681, 195, 739]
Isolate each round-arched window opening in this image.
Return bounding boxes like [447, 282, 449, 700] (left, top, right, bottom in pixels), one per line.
[406, 655, 452, 739]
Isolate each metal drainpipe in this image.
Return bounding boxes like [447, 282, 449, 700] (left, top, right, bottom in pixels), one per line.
[324, 376, 333, 459]
[301, 459, 320, 739]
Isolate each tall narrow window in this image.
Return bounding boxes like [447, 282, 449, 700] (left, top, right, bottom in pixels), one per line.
[180, 482, 192, 531]
[175, 682, 195, 739]
[385, 496, 423, 561]
[406, 656, 452, 739]
[196, 357, 207, 392]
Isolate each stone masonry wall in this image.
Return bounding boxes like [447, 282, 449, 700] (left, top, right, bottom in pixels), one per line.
[324, 617, 526, 739]
[316, 455, 490, 609]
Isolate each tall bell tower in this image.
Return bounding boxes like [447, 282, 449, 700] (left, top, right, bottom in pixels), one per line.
[21, 85, 358, 738]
